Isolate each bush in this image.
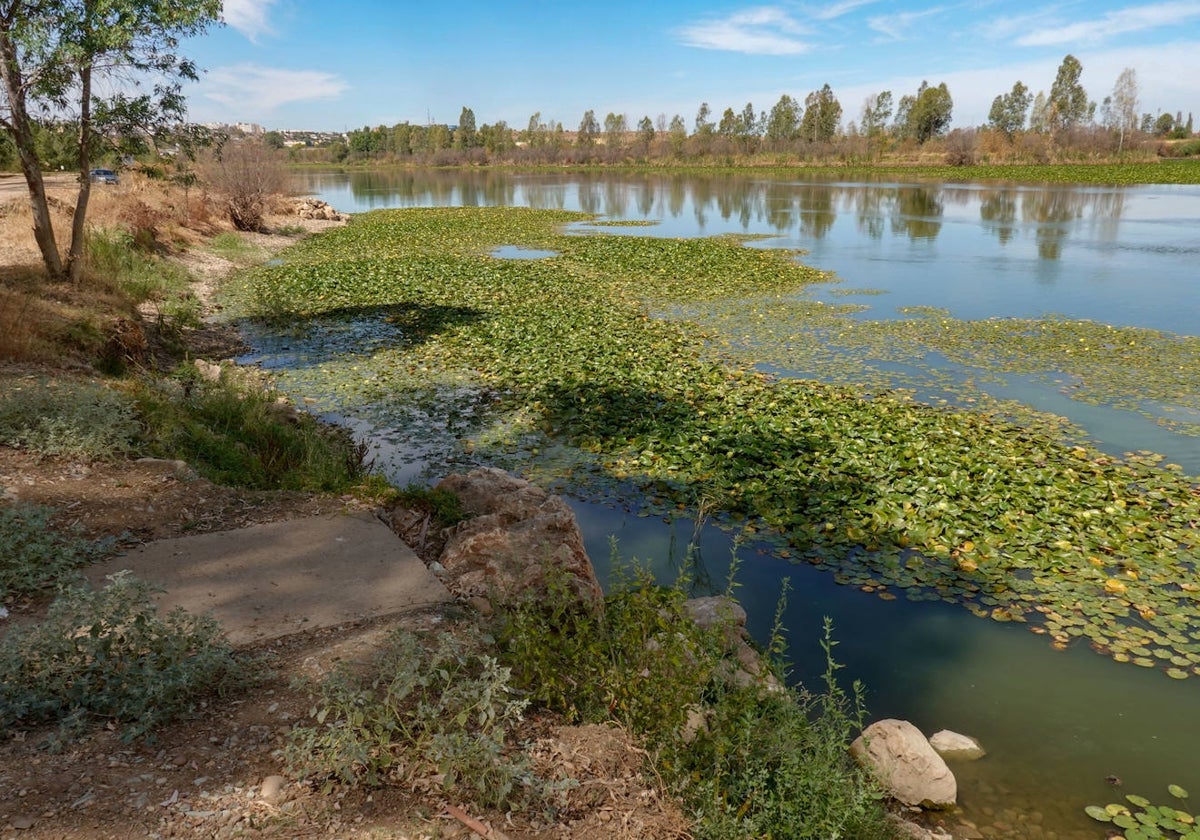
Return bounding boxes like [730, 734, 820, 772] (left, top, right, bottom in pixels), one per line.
[663, 620, 895, 840]
[0, 374, 139, 459]
[0, 572, 246, 741]
[133, 367, 370, 491]
[287, 628, 546, 810]
[0, 504, 115, 600]
[496, 570, 897, 839]
[202, 141, 288, 231]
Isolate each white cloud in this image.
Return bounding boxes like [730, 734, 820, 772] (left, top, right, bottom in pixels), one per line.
[867, 6, 945, 41]
[810, 0, 878, 21]
[201, 64, 348, 113]
[222, 0, 277, 42]
[1015, 1, 1200, 47]
[676, 7, 814, 55]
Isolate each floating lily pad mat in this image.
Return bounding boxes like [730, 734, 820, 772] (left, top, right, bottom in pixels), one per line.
[225, 207, 1200, 673]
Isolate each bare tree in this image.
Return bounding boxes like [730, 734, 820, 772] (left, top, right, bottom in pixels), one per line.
[1109, 68, 1139, 154]
[203, 141, 289, 232]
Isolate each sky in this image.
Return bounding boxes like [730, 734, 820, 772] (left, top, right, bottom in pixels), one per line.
[183, 0, 1200, 133]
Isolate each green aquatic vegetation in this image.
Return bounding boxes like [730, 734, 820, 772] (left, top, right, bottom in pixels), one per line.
[1087, 785, 1198, 840]
[225, 207, 1200, 672]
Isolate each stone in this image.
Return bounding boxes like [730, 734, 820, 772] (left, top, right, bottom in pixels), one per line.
[436, 469, 602, 608]
[929, 729, 986, 761]
[259, 775, 287, 803]
[850, 719, 957, 809]
[9, 815, 35, 830]
[683, 595, 747, 631]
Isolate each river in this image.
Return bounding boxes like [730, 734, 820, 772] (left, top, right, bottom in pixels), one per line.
[271, 168, 1200, 838]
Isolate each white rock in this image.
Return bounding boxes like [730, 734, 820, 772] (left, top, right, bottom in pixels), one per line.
[930, 729, 986, 761]
[850, 719, 957, 809]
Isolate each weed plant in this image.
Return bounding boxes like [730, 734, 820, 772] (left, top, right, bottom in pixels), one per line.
[0, 504, 115, 600]
[133, 368, 370, 491]
[0, 374, 139, 459]
[495, 568, 896, 839]
[391, 483, 467, 527]
[0, 572, 246, 742]
[287, 628, 547, 810]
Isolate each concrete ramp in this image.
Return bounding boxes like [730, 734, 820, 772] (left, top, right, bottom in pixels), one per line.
[87, 512, 452, 645]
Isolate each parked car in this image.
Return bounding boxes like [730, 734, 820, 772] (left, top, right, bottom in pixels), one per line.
[89, 168, 119, 185]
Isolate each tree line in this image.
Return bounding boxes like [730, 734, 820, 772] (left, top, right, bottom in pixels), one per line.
[333, 55, 1194, 167]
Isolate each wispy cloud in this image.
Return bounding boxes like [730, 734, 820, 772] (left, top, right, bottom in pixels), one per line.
[676, 7, 814, 55]
[202, 64, 348, 112]
[809, 0, 879, 21]
[222, 0, 277, 42]
[867, 6, 945, 41]
[1015, 1, 1200, 47]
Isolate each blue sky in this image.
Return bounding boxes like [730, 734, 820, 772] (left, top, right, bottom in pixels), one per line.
[185, 1, 1200, 133]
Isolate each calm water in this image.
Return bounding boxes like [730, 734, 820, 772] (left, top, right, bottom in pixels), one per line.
[282, 169, 1200, 837]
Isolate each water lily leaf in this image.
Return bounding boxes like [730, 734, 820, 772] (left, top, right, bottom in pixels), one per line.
[1170, 785, 1190, 800]
[1086, 804, 1113, 822]
[1127, 795, 1152, 808]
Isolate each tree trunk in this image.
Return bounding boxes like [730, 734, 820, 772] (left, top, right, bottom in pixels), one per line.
[67, 62, 94, 284]
[0, 31, 64, 280]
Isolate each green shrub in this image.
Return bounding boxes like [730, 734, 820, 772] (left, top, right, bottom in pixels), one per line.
[0, 504, 114, 600]
[85, 228, 193, 305]
[663, 620, 895, 840]
[391, 483, 466, 527]
[0, 572, 246, 741]
[287, 628, 546, 810]
[497, 571, 896, 839]
[0, 374, 138, 459]
[133, 368, 370, 491]
[496, 564, 721, 736]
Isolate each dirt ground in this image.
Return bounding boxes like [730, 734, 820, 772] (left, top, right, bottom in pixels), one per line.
[0, 190, 691, 839]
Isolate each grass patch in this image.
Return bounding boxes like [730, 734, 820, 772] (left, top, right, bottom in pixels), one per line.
[133, 367, 371, 492]
[0, 572, 246, 742]
[208, 231, 266, 262]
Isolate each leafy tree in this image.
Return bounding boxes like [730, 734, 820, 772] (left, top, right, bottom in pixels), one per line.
[577, 110, 600, 147]
[1154, 112, 1176, 137]
[263, 130, 285, 150]
[717, 107, 739, 138]
[603, 112, 627, 156]
[455, 106, 477, 149]
[0, 0, 221, 282]
[860, 91, 893, 138]
[739, 102, 757, 136]
[765, 94, 800, 147]
[667, 114, 687, 156]
[1048, 54, 1092, 134]
[1029, 91, 1050, 133]
[905, 81, 953, 144]
[801, 84, 841, 143]
[987, 81, 1031, 138]
[694, 102, 714, 137]
[636, 115, 655, 152]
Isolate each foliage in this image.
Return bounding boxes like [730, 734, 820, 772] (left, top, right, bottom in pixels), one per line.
[0, 504, 115, 600]
[287, 628, 545, 810]
[495, 563, 723, 736]
[802, 84, 842, 144]
[0, 572, 245, 741]
[1048, 54, 1092, 134]
[0, 0, 222, 281]
[988, 81, 1032, 138]
[85, 228, 201, 336]
[132, 367, 370, 492]
[0, 374, 138, 459]
[665, 620, 894, 840]
[390, 484, 466, 527]
[1087, 785, 1197, 839]
[223, 207, 1200, 675]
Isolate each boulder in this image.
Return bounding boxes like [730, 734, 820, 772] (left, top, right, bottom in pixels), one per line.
[850, 719, 957, 809]
[293, 197, 347, 221]
[436, 469, 602, 609]
[929, 729, 986, 761]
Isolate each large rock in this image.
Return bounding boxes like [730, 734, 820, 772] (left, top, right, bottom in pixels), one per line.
[436, 469, 602, 608]
[850, 719, 957, 809]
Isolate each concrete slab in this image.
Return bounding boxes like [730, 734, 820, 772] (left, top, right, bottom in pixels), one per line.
[87, 512, 452, 645]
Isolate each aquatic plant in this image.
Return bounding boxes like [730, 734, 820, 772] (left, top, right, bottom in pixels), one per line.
[224, 207, 1200, 673]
